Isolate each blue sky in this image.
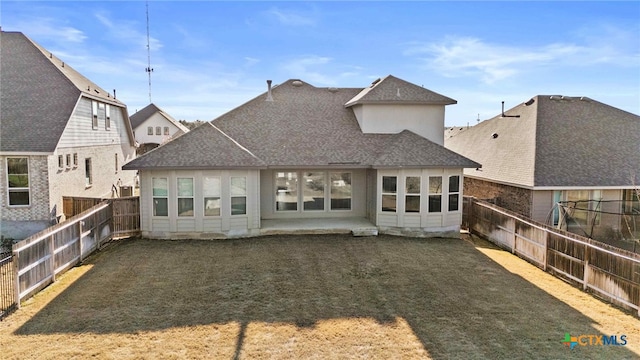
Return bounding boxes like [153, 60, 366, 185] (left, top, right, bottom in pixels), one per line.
[2, 1, 639, 126]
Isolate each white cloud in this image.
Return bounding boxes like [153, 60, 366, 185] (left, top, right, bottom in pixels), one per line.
[266, 7, 317, 26]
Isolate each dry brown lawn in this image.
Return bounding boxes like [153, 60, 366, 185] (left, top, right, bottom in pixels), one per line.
[0, 233, 638, 359]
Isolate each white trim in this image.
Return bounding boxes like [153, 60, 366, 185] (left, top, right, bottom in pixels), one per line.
[5, 156, 31, 207]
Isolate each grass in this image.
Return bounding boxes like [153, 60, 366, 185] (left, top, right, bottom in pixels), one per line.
[0, 233, 638, 359]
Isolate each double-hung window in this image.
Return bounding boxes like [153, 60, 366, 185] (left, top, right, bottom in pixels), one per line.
[177, 178, 194, 216]
[91, 101, 99, 129]
[448, 176, 460, 211]
[7, 157, 30, 206]
[428, 176, 442, 213]
[405, 177, 421, 213]
[381, 176, 397, 212]
[105, 105, 111, 130]
[231, 177, 247, 215]
[330, 172, 351, 210]
[156, 127, 161, 135]
[152, 177, 168, 216]
[85, 158, 93, 187]
[203, 176, 221, 216]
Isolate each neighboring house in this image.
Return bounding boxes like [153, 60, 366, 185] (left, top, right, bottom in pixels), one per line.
[0, 31, 137, 239]
[445, 95, 640, 241]
[123, 75, 480, 239]
[129, 103, 190, 154]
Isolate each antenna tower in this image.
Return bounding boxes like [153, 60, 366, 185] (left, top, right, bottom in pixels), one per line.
[145, 1, 153, 103]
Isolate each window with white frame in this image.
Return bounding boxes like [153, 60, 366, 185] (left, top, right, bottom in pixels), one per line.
[177, 178, 194, 216]
[91, 101, 99, 129]
[58, 155, 64, 169]
[448, 175, 460, 211]
[164, 126, 169, 135]
[565, 190, 601, 226]
[405, 176, 421, 213]
[152, 177, 168, 216]
[147, 126, 153, 135]
[381, 176, 397, 212]
[66, 154, 71, 168]
[105, 104, 111, 130]
[231, 177, 247, 215]
[73, 153, 78, 167]
[203, 176, 221, 216]
[330, 172, 351, 210]
[7, 157, 30, 206]
[155, 126, 161, 135]
[276, 172, 298, 211]
[85, 158, 93, 186]
[303, 172, 324, 211]
[114, 153, 118, 173]
[428, 176, 442, 213]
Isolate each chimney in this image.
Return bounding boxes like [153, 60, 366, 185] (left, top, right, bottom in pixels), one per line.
[266, 80, 273, 102]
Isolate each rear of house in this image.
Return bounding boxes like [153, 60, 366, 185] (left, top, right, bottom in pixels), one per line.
[124, 76, 479, 238]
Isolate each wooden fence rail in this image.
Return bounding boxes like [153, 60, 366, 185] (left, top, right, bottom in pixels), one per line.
[464, 196, 640, 317]
[9, 197, 140, 309]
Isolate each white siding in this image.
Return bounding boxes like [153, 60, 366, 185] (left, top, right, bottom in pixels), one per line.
[133, 112, 186, 145]
[351, 104, 445, 145]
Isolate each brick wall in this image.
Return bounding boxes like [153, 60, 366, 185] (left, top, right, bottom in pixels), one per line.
[0, 155, 51, 222]
[464, 177, 533, 218]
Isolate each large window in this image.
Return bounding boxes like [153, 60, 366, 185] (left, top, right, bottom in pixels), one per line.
[382, 176, 397, 212]
[428, 176, 442, 213]
[203, 176, 221, 216]
[405, 176, 421, 213]
[152, 177, 168, 216]
[330, 172, 351, 210]
[231, 177, 247, 215]
[276, 172, 298, 211]
[566, 190, 601, 226]
[303, 172, 324, 211]
[177, 178, 194, 216]
[448, 175, 460, 211]
[7, 157, 30, 206]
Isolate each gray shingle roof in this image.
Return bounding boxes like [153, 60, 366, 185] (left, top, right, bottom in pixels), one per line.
[125, 77, 478, 170]
[0, 31, 126, 153]
[445, 96, 640, 188]
[345, 75, 457, 107]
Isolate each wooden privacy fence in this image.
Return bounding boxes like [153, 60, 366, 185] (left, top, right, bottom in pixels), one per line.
[10, 197, 140, 309]
[465, 196, 640, 317]
[63, 196, 104, 218]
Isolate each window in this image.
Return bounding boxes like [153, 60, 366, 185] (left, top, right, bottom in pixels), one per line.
[114, 153, 118, 173]
[331, 172, 351, 210]
[85, 158, 93, 186]
[231, 177, 247, 215]
[448, 175, 460, 211]
[177, 178, 194, 216]
[105, 105, 111, 130]
[428, 176, 442, 213]
[91, 101, 98, 129]
[203, 176, 221, 216]
[66, 154, 71, 168]
[381, 176, 397, 212]
[565, 190, 601, 226]
[73, 153, 78, 167]
[405, 176, 421, 213]
[152, 177, 168, 216]
[276, 172, 298, 211]
[164, 127, 170, 135]
[303, 172, 324, 211]
[148, 127, 153, 135]
[58, 155, 64, 169]
[155, 126, 161, 135]
[7, 157, 29, 206]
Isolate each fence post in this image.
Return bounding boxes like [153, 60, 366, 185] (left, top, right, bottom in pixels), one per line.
[49, 235, 56, 283]
[583, 243, 589, 291]
[13, 250, 20, 309]
[79, 220, 84, 262]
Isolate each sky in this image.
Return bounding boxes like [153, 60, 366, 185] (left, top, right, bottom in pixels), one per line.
[2, 1, 639, 126]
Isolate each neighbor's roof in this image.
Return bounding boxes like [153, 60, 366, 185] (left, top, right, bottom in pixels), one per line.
[445, 96, 640, 188]
[130, 103, 190, 133]
[345, 75, 457, 107]
[125, 76, 478, 170]
[0, 31, 127, 153]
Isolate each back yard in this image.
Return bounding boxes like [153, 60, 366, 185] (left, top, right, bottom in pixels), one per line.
[0, 234, 638, 359]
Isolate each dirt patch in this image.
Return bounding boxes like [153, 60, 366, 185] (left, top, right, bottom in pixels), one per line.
[0, 234, 638, 359]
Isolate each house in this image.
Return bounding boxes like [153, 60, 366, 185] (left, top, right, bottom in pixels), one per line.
[123, 75, 480, 239]
[445, 95, 640, 241]
[0, 31, 137, 239]
[129, 103, 190, 154]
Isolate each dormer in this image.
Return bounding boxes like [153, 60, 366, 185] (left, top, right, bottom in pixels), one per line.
[345, 75, 456, 146]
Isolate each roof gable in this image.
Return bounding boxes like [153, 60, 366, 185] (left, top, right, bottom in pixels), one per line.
[130, 103, 190, 133]
[345, 75, 457, 107]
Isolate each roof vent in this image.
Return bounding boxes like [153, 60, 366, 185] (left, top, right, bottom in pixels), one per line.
[549, 95, 563, 100]
[524, 98, 535, 106]
[266, 80, 274, 102]
[370, 78, 381, 87]
[292, 80, 303, 87]
[580, 96, 590, 101]
[492, 133, 499, 139]
[328, 87, 338, 93]
[396, 88, 401, 97]
[501, 101, 520, 118]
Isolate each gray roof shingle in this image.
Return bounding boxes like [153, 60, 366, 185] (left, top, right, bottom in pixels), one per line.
[445, 96, 640, 188]
[345, 75, 457, 107]
[0, 31, 126, 153]
[125, 76, 478, 170]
